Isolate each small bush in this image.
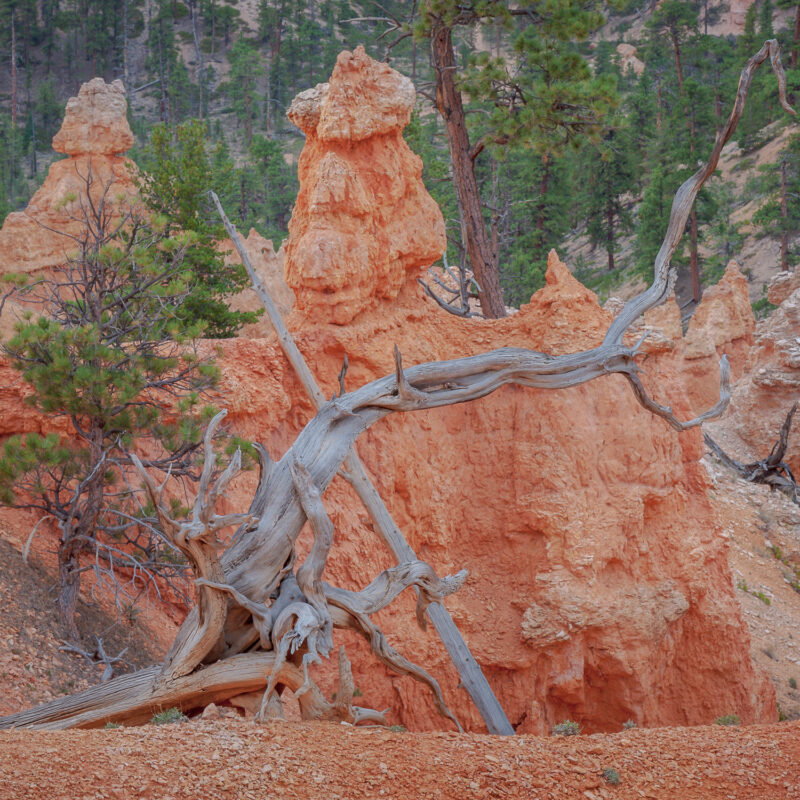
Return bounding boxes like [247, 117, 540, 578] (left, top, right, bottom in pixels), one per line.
[622, 719, 636, 730]
[151, 707, 187, 725]
[552, 720, 581, 736]
[389, 725, 406, 733]
[602, 767, 621, 785]
[789, 677, 797, 690]
[104, 721, 121, 729]
[714, 714, 740, 726]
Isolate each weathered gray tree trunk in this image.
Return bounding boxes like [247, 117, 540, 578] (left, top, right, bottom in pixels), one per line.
[210, 192, 515, 735]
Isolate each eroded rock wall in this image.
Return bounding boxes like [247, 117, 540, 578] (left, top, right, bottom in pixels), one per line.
[707, 273, 800, 475]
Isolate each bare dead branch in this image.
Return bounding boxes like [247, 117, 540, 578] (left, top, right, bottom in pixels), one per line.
[705, 403, 799, 502]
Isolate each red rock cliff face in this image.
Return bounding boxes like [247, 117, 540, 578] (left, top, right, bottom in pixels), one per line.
[0, 53, 776, 734]
[708, 276, 800, 475]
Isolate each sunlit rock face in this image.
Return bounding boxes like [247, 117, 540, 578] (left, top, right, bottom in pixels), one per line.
[284, 46, 446, 325]
[0, 78, 138, 277]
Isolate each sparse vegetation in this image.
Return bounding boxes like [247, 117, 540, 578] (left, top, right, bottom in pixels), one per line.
[552, 720, 581, 736]
[622, 719, 636, 730]
[714, 714, 741, 726]
[737, 579, 772, 605]
[151, 707, 187, 726]
[602, 767, 621, 785]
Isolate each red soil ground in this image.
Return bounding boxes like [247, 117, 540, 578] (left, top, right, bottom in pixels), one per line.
[1, 718, 798, 800]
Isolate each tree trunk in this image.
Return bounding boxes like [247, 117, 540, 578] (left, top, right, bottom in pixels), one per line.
[123, 0, 129, 90]
[656, 81, 662, 131]
[189, 0, 205, 119]
[245, 91, 252, 145]
[211, 0, 216, 59]
[690, 208, 701, 302]
[57, 531, 82, 641]
[793, 3, 800, 70]
[156, 18, 168, 123]
[672, 31, 702, 302]
[607, 202, 615, 272]
[11, 14, 18, 129]
[781, 157, 789, 272]
[430, 23, 507, 318]
[536, 155, 550, 231]
[671, 33, 685, 95]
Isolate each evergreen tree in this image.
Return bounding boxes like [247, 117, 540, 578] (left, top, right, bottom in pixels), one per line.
[238, 134, 298, 240]
[635, 165, 672, 278]
[0, 176, 219, 637]
[646, 1, 706, 301]
[135, 119, 259, 338]
[503, 149, 574, 304]
[416, 0, 617, 317]
[753, 131, 800, 271]
[228, 36, 264, 145]
[585, 123, 637, 272]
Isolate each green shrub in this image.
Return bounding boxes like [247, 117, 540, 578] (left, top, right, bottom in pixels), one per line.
[622, 719, 636, 730]
[602, 767, 621, 785]
[151, 707, 187, 725]
[714, 714, 740, 726]
[552, 720, 581, 736]
[789, 677, 797, 690]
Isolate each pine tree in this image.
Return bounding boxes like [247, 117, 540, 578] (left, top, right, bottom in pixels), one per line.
[416, 0, 617, 317]
[135, 120, 259, 338]
[635, 165, 672, 278]
[753, 131, 800, 271]
[228, 37, 264, 145]
[0, 174, 220, 638]
[585, 123, 638, 272]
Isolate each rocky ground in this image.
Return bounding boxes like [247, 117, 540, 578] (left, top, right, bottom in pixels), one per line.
[704, 442, 800, 723]
[1, 718, 799, 800]
[0, 537, 161, 718]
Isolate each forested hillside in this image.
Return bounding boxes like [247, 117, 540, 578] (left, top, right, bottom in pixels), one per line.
[1, 0, 799, 312]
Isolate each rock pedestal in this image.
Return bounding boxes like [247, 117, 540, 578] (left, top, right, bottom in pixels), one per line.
[0, 79, 138, 276]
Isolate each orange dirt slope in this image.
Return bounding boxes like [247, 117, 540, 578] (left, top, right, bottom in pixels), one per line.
[0, 719, 798, 800]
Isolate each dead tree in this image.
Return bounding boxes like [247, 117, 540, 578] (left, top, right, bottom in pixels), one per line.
[705, 403, 799, 503]
[418, 252, 485, 319]
[0, 41, 793, 732]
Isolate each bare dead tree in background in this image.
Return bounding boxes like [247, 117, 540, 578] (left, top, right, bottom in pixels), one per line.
[705, 403, 800, 503]
[0, 41, 793, 733]
[418, 252, 485, 319]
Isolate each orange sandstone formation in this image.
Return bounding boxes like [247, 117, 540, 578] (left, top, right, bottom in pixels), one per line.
[223, 229, 295, 337]
[201, 50, 773, 734]
[708, 276, 800, 476]
[284, 46, 446, 325]
[0, 52, 776, 735]
[680, 261, 756, 412]
[0, 79, 138, 275]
